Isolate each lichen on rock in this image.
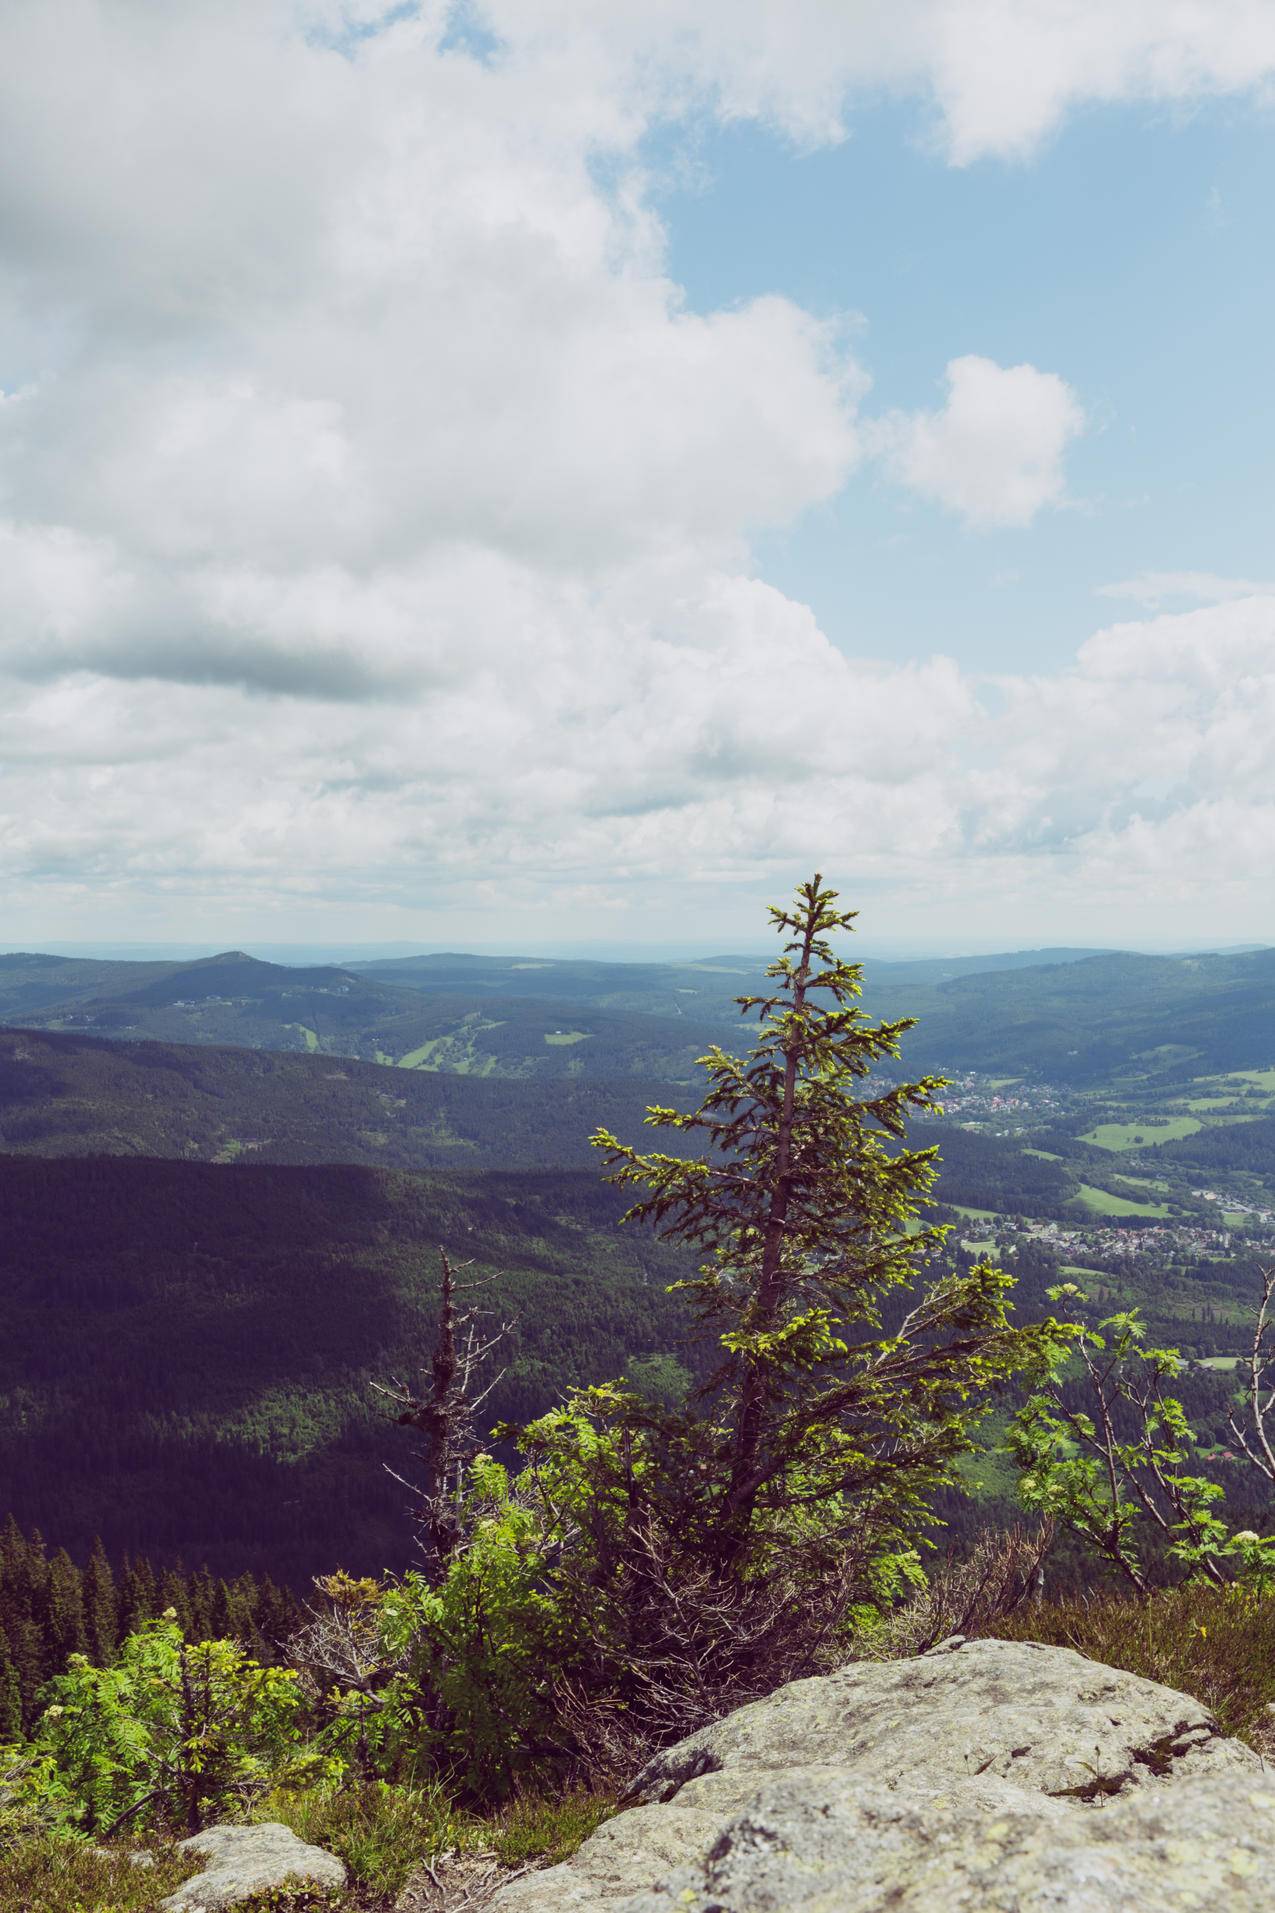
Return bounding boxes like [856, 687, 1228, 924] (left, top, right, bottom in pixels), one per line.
[491, 1638, 1271, 1912]
[157, 1821, 347, 1911]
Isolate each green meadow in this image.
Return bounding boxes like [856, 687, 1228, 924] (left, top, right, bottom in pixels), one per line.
[1073, 1182, 1171, 1219]
[1080, 1116, 1202, 1151]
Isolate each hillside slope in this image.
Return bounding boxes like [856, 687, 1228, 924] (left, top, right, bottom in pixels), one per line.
[894, 948, 1275, 1084]
[0, 1027, 686, 1169]
[0, 1156, 691, 1581]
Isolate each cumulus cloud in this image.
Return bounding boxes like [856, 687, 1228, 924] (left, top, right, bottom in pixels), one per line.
[0, 0, 1270, 943]
[873, 356, 1085, 528]
[476, 0, 1275, 159]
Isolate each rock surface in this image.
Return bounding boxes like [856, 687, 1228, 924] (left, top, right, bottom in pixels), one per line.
[491, 1637, 1270, 1912]
[158, 1821, 347, 1911]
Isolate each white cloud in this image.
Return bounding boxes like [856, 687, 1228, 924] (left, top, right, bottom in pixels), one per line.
[1097, 571, 1275, 608]
[873, 356, 1085, 529]
[475, 0, 1275, 158]
[0, 1, 1271, 945]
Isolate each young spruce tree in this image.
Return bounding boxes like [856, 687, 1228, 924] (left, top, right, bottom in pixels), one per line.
[583, 875, 1068, 1602]
[421, 877, 1074, 1770]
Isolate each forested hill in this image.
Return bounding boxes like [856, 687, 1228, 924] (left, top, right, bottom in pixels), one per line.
[0, 1027, 685, 1170]
[0, 1027, 1089, 1219]
[877, 946, 1275, 1085]
[0, 1155, 693, 1582]
[1, 951, 717, 1079]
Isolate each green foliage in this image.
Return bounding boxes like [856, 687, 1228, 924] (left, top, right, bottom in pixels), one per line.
[588, 876, 1071, 1588]
[17, 1617, 337, 1837]
[1010, 1291, 1275, 1595]
[258, 1778, 462, 1897]
[373, 1456, 590, 1795]
[0, 1520, 299, 1735]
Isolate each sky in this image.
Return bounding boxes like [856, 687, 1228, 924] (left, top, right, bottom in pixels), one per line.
[2, 0, 1274, 954]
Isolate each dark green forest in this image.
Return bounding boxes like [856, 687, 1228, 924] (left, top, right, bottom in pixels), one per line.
[0, 1155, 692, 1580]
[0, 1027, 690, 1169]
[0, 1522, 300, 1736]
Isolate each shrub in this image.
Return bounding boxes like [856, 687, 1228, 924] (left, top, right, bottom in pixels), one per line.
[1011, 1294, 1275, 1594]
[372, 1453, 593, 1797]
[20, 1615, 340, 1837]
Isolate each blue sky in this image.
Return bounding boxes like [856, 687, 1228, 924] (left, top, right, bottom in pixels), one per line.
[657, 99, 1275, 674]
[0, 2, 1273, 952]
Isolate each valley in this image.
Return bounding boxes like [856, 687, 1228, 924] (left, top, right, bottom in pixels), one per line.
[1, 937, 1273, 1580]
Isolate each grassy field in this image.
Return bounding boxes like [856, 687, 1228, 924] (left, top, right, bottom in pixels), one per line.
[397, 1040, 442, 1068]
[1023, 1146, 1063, 1161]
[544, 1030, 591, 1046]
[1080, 1116, 1202, 1150]
[951, 1203, 999, 1253]
[1073, 1182, 1171, 1218]
[1185, 1069, 1275, 1108]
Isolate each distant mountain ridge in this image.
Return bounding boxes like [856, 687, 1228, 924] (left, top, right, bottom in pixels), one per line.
[2, 942, 1274, 1086]
[0, 950, 719, 1080]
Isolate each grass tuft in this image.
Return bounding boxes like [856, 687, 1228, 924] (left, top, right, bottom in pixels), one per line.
[485, 1789, 615, 1868]
[255, 1779, 615, 1901]
[256, 1781, 464, 1898]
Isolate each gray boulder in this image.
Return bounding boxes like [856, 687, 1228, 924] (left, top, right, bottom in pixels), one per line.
[492, 1638, 1267, 1912]
[158, 1821, 347, 1910]
[620, 1765, 1275, 1911]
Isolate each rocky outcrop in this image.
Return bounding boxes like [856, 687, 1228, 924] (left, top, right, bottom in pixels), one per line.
[158, 1821, 348, 1910]
[492, 1637, 1272, 1912]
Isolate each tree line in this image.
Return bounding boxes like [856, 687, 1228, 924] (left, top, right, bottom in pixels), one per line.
[0, 1518, 300, 1737]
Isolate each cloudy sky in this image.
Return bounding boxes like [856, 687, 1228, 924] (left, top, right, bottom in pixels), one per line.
[3, 1, 1274, 952]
